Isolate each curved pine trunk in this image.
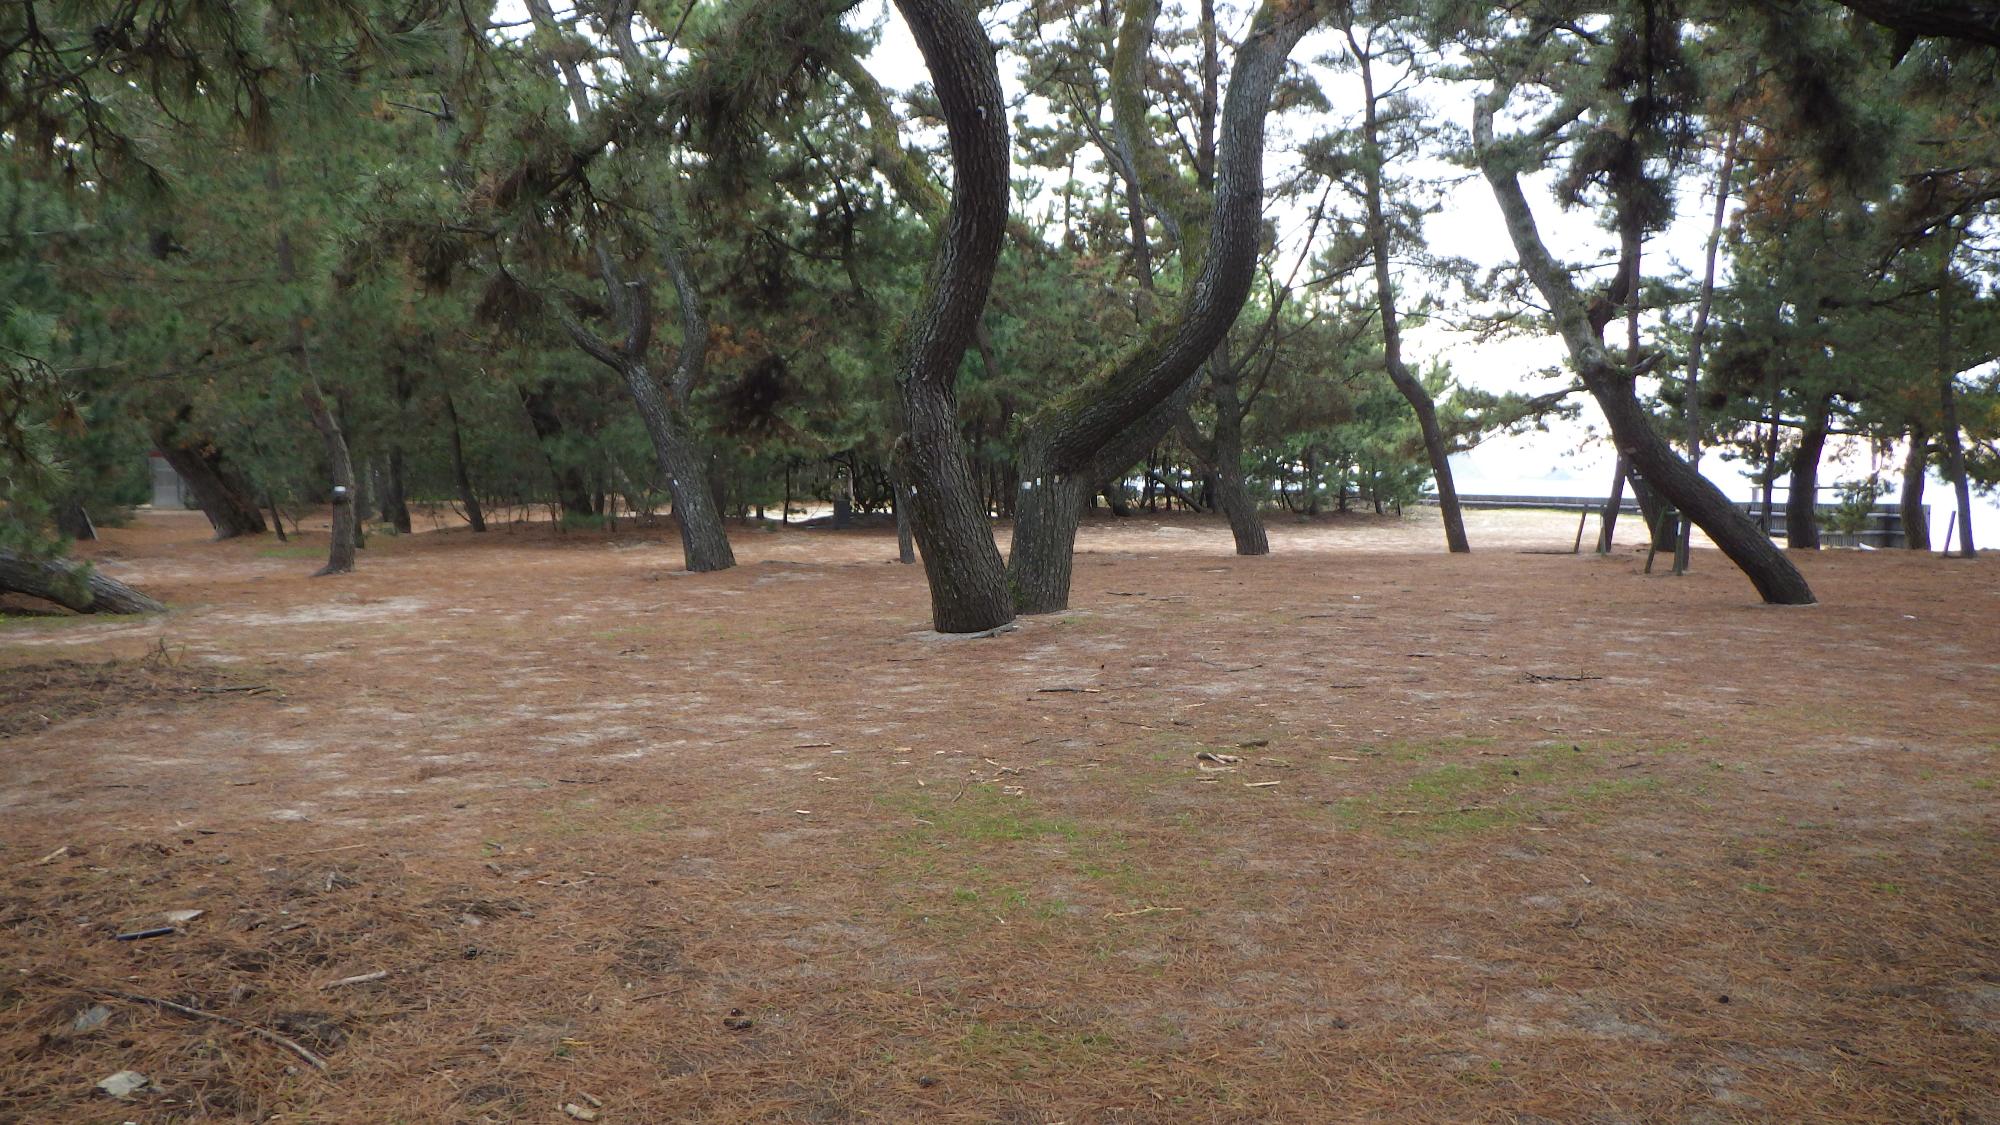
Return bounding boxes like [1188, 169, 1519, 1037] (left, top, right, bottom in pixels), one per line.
[1354, 33, 1466, 553]
[890, 0, 1016, 633]
[0, 549, 165, 614]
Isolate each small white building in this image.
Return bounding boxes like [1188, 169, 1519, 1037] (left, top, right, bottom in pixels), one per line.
[148, 452, 194, 509]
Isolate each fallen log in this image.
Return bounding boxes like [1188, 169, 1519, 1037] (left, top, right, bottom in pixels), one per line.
[0, 548, 165, 614]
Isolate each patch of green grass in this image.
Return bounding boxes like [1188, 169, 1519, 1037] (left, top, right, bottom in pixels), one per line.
[877, 789, 1190, 931]
[0, 612, 103, 630]
[884, 787, 1087, 847]
[531, 798, 676, 838]
[1350, 734, 1499, 761]
[1331, 742, 1669, 838]
[256, 545, 324, 559]
[952, 1019, 1121, 1076]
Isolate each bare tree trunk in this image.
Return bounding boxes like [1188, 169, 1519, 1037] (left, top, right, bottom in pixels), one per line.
[1760, 365, 1781, 534]
[1349, 23, 1466, 553]
[382, 368, 414, 534]
[0, 549, 165, 613]
[300, 380, 357, 576]
[1598, 457, 1628, 553]
[1900, 423, 1930, 550]
[1786, 394, 1832, 550]
[1473, 81, 1814, 604]
[616, 354, 735, 571]
[1202, 346, 1269, 555]
[528, 0, 735, 572]
[892, 467, 916, 564]
[1936, 222, 1977, 557]
[1677, 127, 1738, 572]
[271, 184, 357, 578]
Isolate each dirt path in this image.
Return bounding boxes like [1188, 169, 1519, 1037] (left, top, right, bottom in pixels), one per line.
[3, 509, 1995, 1122]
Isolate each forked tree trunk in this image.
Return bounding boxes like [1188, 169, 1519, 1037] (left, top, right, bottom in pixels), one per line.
[1474, 82, 1814, 605]
[527, 0, 735, 573]
[888, 0, 1016, 633]
[0, 549, 165, 613]
[1007, 0, 1325, 613]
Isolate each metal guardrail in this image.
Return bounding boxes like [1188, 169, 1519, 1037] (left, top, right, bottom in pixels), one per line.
[1418, 494, 1925, 547]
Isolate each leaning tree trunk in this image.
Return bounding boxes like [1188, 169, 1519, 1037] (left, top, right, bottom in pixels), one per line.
[1786, 395, 1832, 549]
[1900, 424, 1930, 550]
[0, 549, 165, 614]
[442, 389, 487, 532]
[527, 0, 735, 572]
[1007, 0, 1324, 613]
[154, 409, 267, 539]
[887, 0, 1017, 633]
[1474, 82, 1814, 605]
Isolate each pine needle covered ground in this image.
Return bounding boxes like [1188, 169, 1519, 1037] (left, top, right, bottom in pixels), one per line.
[3, 508, 1995, 1122]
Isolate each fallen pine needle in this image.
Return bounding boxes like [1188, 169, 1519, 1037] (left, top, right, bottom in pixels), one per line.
[99, 991, 329, 1070]
[321, 970, 388, 989]
[1105, 906, 1185, 920]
